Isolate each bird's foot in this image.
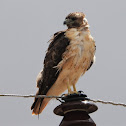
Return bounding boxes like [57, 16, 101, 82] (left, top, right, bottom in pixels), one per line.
[63, 90, 82, 97]
[70, 91, 78, 94]
[63, 91, 78, 97]
[61, 91, 88, 102]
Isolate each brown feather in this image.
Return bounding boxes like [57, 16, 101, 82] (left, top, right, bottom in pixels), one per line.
[31, 12, 96, 115]
[31, 31, 70, 114]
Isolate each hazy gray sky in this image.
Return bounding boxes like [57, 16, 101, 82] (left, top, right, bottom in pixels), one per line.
[0, 0, 126, 126]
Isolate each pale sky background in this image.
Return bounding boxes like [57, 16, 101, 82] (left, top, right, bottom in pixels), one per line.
[0, 0, 126, 126]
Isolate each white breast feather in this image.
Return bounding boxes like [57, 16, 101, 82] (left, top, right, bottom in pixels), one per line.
[56, 27, 95, 73]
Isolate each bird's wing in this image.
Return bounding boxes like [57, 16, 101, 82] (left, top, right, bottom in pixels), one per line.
[31, 31, 70, 111]
[87, 44, 96, 71]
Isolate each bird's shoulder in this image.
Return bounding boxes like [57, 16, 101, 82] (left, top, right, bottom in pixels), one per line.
[37, 30, 70, 91]
[44, 30, 70, 64]
[47, 30, 69, 51]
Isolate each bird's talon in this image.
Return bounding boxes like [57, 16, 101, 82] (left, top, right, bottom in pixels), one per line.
[70, 91, 78, 94]
[63, 91, 78, 97]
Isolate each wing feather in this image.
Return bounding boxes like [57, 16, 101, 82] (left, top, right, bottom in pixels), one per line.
[87, 45, 96, 71]
[31, 31, 70, 110]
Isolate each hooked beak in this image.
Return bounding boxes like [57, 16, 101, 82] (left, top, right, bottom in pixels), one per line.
[63, 19, 71, 25]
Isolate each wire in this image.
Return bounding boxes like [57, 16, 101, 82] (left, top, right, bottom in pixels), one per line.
[0, 94, 62, 98]
[88, 98, 126, 107]
[0, 94, 126, 108]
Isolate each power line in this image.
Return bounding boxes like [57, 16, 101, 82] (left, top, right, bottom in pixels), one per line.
[0, 94, 126, 108]
[0, 94, 62, 98]
[88, 99, 126, 107]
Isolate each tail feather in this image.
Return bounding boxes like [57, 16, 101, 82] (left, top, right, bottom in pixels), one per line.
[31, 74, 68, 115]
[31, 90, 40, 110]
[31, 97, 51, 115]
[31, 99, 38, 110]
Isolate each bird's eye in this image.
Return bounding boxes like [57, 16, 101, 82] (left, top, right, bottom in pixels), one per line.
[71, 17, 77, 21]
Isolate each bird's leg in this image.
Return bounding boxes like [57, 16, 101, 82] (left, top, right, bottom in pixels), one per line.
[73, 84, 77, 92]
[66, 78, 72, 94]
[72, 84, 78, 94]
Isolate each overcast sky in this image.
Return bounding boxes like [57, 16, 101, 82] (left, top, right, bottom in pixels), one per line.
[0, 0, 126, 126]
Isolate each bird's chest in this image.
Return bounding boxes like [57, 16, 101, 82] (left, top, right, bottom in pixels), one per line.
[72, 42, 93, 72]
[65, 28, 95, 69]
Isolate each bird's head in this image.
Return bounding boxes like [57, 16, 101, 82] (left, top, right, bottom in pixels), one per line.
[64, 12, 88, 28]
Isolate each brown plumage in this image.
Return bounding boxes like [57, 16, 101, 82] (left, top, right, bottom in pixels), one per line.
[31, 12, 96, 115]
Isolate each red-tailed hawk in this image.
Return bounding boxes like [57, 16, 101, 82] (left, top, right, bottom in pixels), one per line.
[31, 12, 96, 115]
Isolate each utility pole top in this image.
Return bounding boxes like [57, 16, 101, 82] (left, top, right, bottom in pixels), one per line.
[54, 92, 98, 126]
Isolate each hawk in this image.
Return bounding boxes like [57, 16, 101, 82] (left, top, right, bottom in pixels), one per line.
[31, 12, 96, 115]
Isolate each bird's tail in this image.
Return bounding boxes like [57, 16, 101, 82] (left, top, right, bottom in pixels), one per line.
[31, 91, 51, 115]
